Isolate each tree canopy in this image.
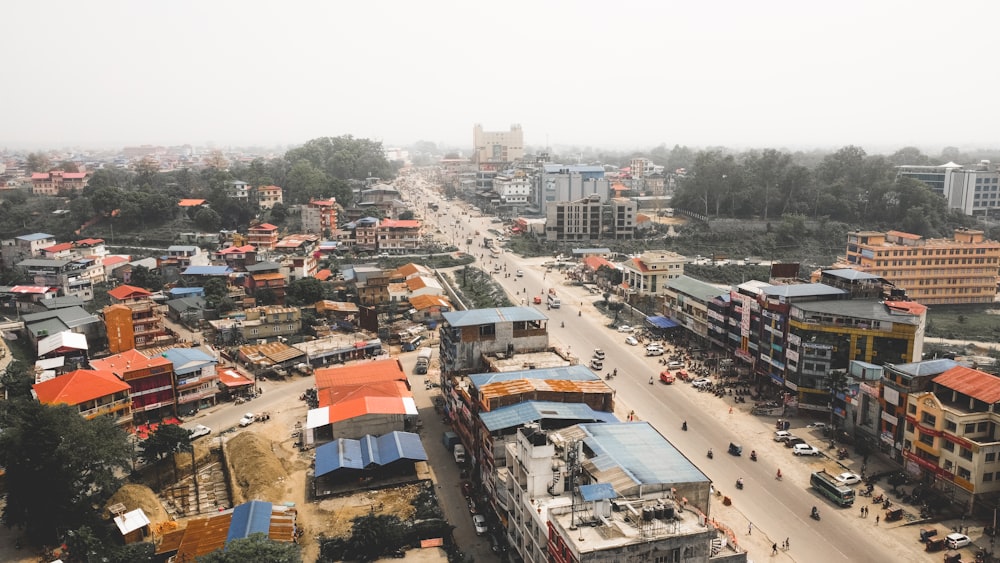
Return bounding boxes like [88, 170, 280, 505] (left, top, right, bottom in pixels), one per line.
[197, 532, 301, 563]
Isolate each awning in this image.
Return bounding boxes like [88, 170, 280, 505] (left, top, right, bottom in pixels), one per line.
[218, 368, 254, 388]
[646, 316, 679, 329]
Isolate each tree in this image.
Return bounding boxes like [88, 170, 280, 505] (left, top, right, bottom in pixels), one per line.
[57, 160, 80, 173]
[131, 265, 164, 292]
[397, 210, 415, 220]
[197, 532, 302, 563]
[287, 277, 324, 306]
[203, 277, 229, 306]
[0, 401, 131, 543]
[269, 202, 288, 224]
[26, 152, 51, 173]
[194, 206, 223, 231]
[0, 361, 34, 400]
[140, 423, 192, 483]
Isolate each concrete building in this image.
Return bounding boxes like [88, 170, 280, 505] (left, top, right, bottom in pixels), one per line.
[161, 348, 219, 415]
[2, 232, 56, 267]
[256, 185, 283, 209]
[30, 170, 88, 195]
[103, 298, 171, 353]
[32, 369, 133, 430]
[620, 252, 687, 297]
[877, 358, 958, 463]
[17, 258, 98, 301]
[663, 276, 729, 343]
[493, 173, 532, 215]
[897, 160, 1000, 216]
[302, 199, 337, 235]
[247, 223, 279, 251]
[206, 305, 301, 343]
[225, 180, 249, 201]
[89, 349, 177, 425]
[537, 164, 609, 214]
[376, 219, 422, 254]
[845, 228, 1000, 304]
[903, 366, 1000, 512]
[473, 124, 524, 165]
[439, 307, 550, 376]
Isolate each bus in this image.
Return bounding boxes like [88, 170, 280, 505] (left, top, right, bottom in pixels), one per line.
[810, 470, 855, 507]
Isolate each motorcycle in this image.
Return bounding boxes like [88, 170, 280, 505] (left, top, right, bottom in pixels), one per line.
[810, 507, 821, 521]
[682, 421, 688, 431]
[649, 377, 654, 385]
[736, 478, 744, 490]
[750, 451, 757, 462]
[707, 449, 714, 459]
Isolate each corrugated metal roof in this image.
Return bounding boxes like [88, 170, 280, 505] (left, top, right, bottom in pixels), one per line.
[226, 500, 273, 544]
[315, 358, 405, 388]
[934, 366, 1000, 404]
[823, 268, 881, 281]
[793, 299, 923, 326]
[33, 368, 129, 405]
[160, 348, 217, 375]
[442, 306, 547, 327]
[762, 283, 846, 298]
[887, 359, 957, 378]
[470, 365, 599, 387]
[579, 483, 617, 501]
[182, 265, 233, 276]
[17, 233, 54, 241]
[480, 401, 618, 431]
[666, 275, 729, 302]
[314, 431, 427, 477]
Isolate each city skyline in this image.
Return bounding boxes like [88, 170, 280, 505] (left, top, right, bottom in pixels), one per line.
[4, 1, 999, 153]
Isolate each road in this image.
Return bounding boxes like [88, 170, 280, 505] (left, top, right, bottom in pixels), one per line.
[410, 187, 916, 561]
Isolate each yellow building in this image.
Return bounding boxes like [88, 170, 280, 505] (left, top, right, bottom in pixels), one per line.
[845, 228, 1000, 304]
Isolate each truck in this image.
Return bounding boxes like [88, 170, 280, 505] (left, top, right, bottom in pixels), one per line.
[546, 288, 561, 308]
[415, 347, 433, 374]
[453, 444, 466, 463]
[442, 431, 460, 450]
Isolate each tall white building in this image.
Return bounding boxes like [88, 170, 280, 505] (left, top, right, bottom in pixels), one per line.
[897, 161, 1000, 216]
[473, 124, 524, 165]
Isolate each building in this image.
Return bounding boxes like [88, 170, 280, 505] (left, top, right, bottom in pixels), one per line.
[537, 165, 610, 215]
[845, 228, 1000, 304]
[2, 232, 57, 267]
[103, 297, 171, 353]
[545, 195, 603, 242]
[377, 219, 422, 254]
[155, 501, 296, 561]
[493, 173, 532, 214]
[903, 366, 1000, 513]
[161, 348, 219, 415]
[256, 185, 283, 209]
[439, 307, 550, 376]
[247, 223, 279, 251]
[225, 180, 250, 201]
[897, 161, 1000, 216]
[302, 199, 337, 234]
[30, 170, 88, 195]
[243, 261, 287, 304]
[877, 358, 957, 463]
[32, 369, 133, 429]
[663, 276, 729, 342]
[473, 124, 524, 166]
[211, 244, 257, 271]
[17, 257, 99, 301]
[206, 305, 301, 343]
[90, 349, 177, 425]
[621, 252, 686, 297]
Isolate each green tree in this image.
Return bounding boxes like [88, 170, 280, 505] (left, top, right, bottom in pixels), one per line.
[0, 361, 34, 400]
[140, 423, 192, 483]
[197, 532, 301, 563]
[0, 401, 131, 543]
[287, 277, 324, 305]
[397, 210, 415, 220]
[57, 160, 80, 173]
[26, 152, 51, 173]
[195, 206, 223, 231]
[131, 265, 164, 292]
[269, 202, 288, 224]
[203, 277, 229, 305]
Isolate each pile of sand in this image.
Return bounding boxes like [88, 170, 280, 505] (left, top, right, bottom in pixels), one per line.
[225, 431, 291, 504]
[105, 483, 171, 523]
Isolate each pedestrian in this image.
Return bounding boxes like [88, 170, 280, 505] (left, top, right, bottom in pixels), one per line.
[861, 506, 865, 517]
[748, 523, 752, 535]
[772, 543, 778, 555]
[875, 515, 879, 526]
[729, 406, 733, 414]
[784, 538, 789, 550]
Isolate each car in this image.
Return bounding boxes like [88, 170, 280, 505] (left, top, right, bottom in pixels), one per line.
[516, 269, 524, 277]
[773, 430, 794, 442]
[807, 422, 828, 429]
[377, 252, 390, 258]
[645, 345, 664, 356]
[945, 533, 971, 549]
[593, 348, 606, 360]
[691, 378, 712, 389]
[659, 371, 675, 384]
[239, 413, 256, 427]
[617, 325, 634, 333]
[785, 437, 807, 448]
[667, 361, 685, 369]
[590, 358, 604, 371]
[835, 472, 862, 486]
[624, 336, 639, 346]
[792, 443, 821, 456]
[493, 264, 502, 272]
[189, 424, 212, 440]
[473, 514, 488, 535]
[533, 296, 542, 304]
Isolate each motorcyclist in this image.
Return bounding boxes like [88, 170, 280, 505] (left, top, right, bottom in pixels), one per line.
[811, 506, 819, 518]
[750, 450, 757, 460]
[560, 321, 565, 328]
[612, 368, 618, 377]
[736, 478, 744, 488]
[649, 376, 654, 385]
[776, 469, 782, 480]
[682, 420, 688, 431]
[707, 448, 713, 458]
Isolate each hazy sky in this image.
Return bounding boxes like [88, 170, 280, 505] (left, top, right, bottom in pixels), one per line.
[4, 1, 999, 153]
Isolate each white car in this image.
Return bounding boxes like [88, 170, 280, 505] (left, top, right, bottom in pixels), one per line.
[189, 424, 212, 440]
[792, 443, 821, 456]
[946, 533, 971, 549]
[624, 336, 639, 346]
[239, 413, 256, 427]
[691, 378, 712, 389]
[617, 325, 634, 333]
[473, 514, 488, 535]
[773, 430, 793, 442]
[835, 472, 862, 486]
[593, 349, 606, 360]
[516, 270, 524, 277]
[645, 346, 664, 356]
[806, 422, 828, 429]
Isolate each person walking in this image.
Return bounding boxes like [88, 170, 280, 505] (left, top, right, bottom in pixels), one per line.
[748, 523, 752, 535]
[783, 538, 789, 550]
[772, 543, 778, 555]
[875, 515, 879, 526]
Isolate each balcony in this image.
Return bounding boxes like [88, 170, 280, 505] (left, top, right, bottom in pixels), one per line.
[177, 387, 218, 404]
[80, 397, 132, 419]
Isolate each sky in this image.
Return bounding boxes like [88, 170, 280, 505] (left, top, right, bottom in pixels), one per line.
[4, 0, 999, 154]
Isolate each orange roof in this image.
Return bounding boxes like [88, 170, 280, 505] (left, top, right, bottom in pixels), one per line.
[258, 185, 282, 192]
[885, 300, 928, 316]
[33, 369, 130, 406]
[314, 358, 405, 389]
[392, 263, 431, 278]
[75, 238, 105, 246]
[108, 284, 152, 301]
[218, 368, 253, 387]
[409, 294, 451, 310]
[42, 242, 74, 253]
[379, 219, 421, 229]
[89, 349, 172, 375]
[250, 223, 278, 231]
[887, 230, 922, 240]
[316, 381, 413, 422]
[102, 255, 130, 267]
[934, 366, 1000, 404]
[177, 199, 206, 207]
[314, 269, 332, 281]
[630, 257, 650, 273]
[309, 198, 336, 207]
[583, 256, 614, 271]
[217, 244, 255, 254]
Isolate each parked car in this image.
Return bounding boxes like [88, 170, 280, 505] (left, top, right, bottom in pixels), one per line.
[945, 533, 971, 549]
[835, 472, 862, 486]
[624, 336, 639, 346]
[691, 378, 712, 389]
[593, 348, 606, 360]
[667, 361, 685, 369]
[590, 358, 604, 371]
[773, 430, 793, 442]
[785, 437, 807, 448]
[645, 345, 664, 356]
[807, 422, 828, 429]
[239, 413, 255, 427]
[473, 514, 489, 535]
[792, 443, 821, 456]
[189, 424, 212, 440]
[659, 371, 675, 384]
[617, 325, 634, 333]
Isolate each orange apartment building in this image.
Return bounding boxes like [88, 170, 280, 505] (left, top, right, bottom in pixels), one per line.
[90, 349, 177, 425]
[32, 368, 133, 430]
[377, 219, 422, 254]
[104, 287, 171, 353]
[845, 228, 1000, 305]
[31, 170, 88, 195]
[247, 223, 279, 251]
[302, 199, 337, 235]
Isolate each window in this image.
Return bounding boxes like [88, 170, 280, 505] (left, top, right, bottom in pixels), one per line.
[987, 452, 997, 463]
[966, 423, 976, 433]
[958, 467, 972, 480]
[921, 412, 937, 426]
[919, 433, 934, 446]
[943, 441, 955, 452]
[960, 448, 973, 461]
[907, 404, 917, 414]
[978, 422, 989, 432]
[945, 420, 957, 432]
[985, 473, 994, 482]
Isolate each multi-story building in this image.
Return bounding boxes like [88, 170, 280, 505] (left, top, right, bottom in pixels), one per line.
[32, 369, 133, 430]
[544, 195, 603, 242]
[103, 298, 170, 353]
[256, 185, 283, 209]
[620, 252, 687, 297]
[225, 180, 250, 201]
[244, 261, 286, 304]
[89, 349, 177, 425]
[211, 244, 257, 272]
[897, 160, 1000, 216]
[247, 223, 279, 251]
[663, 276, 729, 343]
[352, 217, 378, 252]
[161, 347, 219, 415]
[607, 197, 639, 239]
[30, 170, 88, 195]
[537, 164, 609, 214]
[206, 305, 301, 343]
[903, 366, 1000, 512]
[493, 173, 532, 214]
[17, 257, 98, 301]
[376, 219, 422, 254]
[845, 228, 1000, 305]
[877, 358, 957, 463]
[473, 124, 524, 165]
[302, 199, 337, 234]
[439, 307, 550, 376]
[2, 232, 56, 267]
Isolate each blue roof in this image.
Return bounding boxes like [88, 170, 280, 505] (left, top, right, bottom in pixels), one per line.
[442, 306, 547, 327]
[226, 500, 273, 543]
[182, 265, 233, 276]
[168, 287, 206, 297]
[480, 401, 618, 432]
[578, 422, 709, 486]
[470, 365, 599, 388]
[646, 316, 678, 329]
[579, 483, 617, 502]
[761, 283, 846, 299]
[16, 233, 54, 241]
[314, 431, 427, 478]
[888, 358, 958, 378]
[160, 347, 218, 374]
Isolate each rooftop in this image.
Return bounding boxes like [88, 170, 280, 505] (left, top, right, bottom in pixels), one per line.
[792, 298, 924, 326]
[33, 368, 130, 405]
[442, 306, 547, 327]
[762, 283, 847, 299]
[934, 366, 1000, 404]
[666, 275, 729, 302]
[480, 400, 617, 432]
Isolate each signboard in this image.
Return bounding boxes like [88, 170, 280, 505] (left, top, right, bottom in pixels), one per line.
[881, 431, 895, 446]
[883, 386, 900, 406]
[881, 411, 898, 425]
